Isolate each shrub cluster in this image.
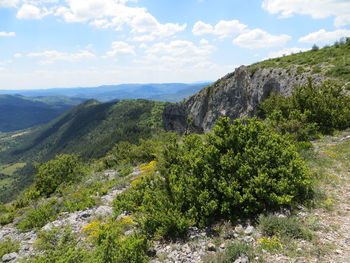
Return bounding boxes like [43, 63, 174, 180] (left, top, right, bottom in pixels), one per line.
[34, 154, 85, 197]
[259, 80, 350, 140]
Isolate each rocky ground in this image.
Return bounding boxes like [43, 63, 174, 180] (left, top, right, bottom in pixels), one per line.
[1, 133, 350, 263]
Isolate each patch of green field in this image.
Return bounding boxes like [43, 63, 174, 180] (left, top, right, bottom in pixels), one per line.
[0, 163, 26, 176]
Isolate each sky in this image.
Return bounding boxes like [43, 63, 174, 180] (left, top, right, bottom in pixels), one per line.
[0, 0, 349, 90]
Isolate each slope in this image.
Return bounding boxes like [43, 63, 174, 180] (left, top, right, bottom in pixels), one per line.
[0, 95, 85, 132]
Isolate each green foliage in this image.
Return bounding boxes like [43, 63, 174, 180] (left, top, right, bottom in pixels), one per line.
[114, 118, 312, 239]
[34, 154, 85, 197]
[260, 80, 350, 138]
[102, 133, 178, 169]
[0, 212, 15, 226]
[62, 188, 97, 212]
[17, 199, 59, 231]
[258, 215, 312, 240]
[205, 240, 254, 263]
[114, 172, 193, 239]
[0, 239, 19, 258]
[32, 227, 89, 263]
[252, 38, 350, 81]
[91, 222, 149, 263]
[0, 100, 166, 202]
[0, 94, 83, 133]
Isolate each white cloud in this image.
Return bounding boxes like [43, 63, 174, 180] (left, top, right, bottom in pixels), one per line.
[52, 0, 186, 38]
[192, 21, 213, 35]
[144, 40, 215, 58]
[214, 20, 247, 38]
[0, 32, 16, 37]
[262, 0, 350, 27]
[192, 19, 247, 38]
[200, 39, 209, 45]
[267, 47, 311, 59]
[0, 0, 19, 8]
[26, 49, 96, 64]
[106, 41, 136, 56]
[233, 29, 291, 49]
[299, 29, 350, 44]
[16, 4, 46, 19]
[129, 35, 156, 42]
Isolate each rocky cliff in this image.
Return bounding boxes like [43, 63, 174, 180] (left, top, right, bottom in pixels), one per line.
[164, 65, 326, 133]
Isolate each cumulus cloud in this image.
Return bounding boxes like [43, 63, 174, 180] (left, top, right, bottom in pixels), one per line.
[52, 0, 186, 38]
[299, 29, 350, 44]
[192, 20, 247, 38]
[26, 49, 96, 64]
[262, 0, 350, 27]
[0, 32, 16, 37]
[106, 41, 136, 56]
[4, 0, 185, 39]
[267, 47, 311, 59]
[233, 29, 291, 49]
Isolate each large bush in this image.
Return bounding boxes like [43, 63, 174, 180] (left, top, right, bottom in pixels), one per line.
[34, 154, 85, 196]
[114, 118, 313, 238]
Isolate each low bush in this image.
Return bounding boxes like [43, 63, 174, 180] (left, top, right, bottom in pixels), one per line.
[62, 189, 97, 212]
[205, 240, 254, 263]
[0, 212, 15, 226]
[258, 214, 312, 240]
[32, 227, 89, 263]
[84, 218, 149, 263]
[0, 239, 19, 258]
[34, 154, 86, 197]
[17, 199, 59, 231]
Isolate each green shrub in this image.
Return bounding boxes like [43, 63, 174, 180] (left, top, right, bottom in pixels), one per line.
[89, 220, 149, 263]
[62, 189, 97, 212]
[0, 212, 15, 226]
[32, 227, 89, 263]
[17, 199, 59, 231]
[0, 239, 19, 258]
[102, 134, 176, 169]
[205, 240, 253, 263]
[311, 66, 322, 74]
[115, 118, 313, 238]
[34, 154, 85, 197]
[114, 172, 193, 239]
[258, 214, 312, 240]
[260, 80, 350, 137]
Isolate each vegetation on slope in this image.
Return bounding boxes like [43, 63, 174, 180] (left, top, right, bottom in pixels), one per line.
[0, 99, 166, 203]
[251, 37, 350, 82]
[0, 94, 85, 132]
[259, 80, 350, 141]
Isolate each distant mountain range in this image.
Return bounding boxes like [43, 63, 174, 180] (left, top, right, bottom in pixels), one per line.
[0, 82, 211, 103]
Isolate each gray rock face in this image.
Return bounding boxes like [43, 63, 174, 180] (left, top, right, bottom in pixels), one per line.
[164, 66, 326, 133]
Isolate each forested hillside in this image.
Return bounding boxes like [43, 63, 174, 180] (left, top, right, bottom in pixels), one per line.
[0, 95, 85, 132]
[0, 99, 165, 202]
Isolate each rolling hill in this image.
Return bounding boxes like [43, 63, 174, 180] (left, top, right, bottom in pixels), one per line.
[0, 95, 86, 132]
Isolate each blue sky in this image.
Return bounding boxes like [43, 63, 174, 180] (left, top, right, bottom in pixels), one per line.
[0, 0, 349, 90]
